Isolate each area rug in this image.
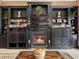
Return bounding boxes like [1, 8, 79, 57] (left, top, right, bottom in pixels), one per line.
[16, 51, 74, 59]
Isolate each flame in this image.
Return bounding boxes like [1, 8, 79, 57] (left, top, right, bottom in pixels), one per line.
[34, 36, 45, 44]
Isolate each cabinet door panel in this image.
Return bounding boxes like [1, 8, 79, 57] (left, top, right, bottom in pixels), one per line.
[61, 28, 69, 38]
[53, 28, 61, 38]
[9, 32, 17, 42]
[0, 36, 7, 48]
[18, 32, 26, 42]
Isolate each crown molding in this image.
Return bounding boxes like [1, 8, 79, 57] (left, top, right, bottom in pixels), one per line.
[0, 0, 78, 6]
[1, 1, 28, 6]
[51, 1, 77, 6]
[0, 0, 2, 6]
[76, 0, 79, 6]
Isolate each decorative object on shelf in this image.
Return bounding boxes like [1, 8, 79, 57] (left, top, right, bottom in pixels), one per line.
[17, 11, 21, 17]
[34, 48, 45, 59]
[57, 11, 61, 17]
[63, 19, 67, 23]
[2, 9, 8, 34]
[28, 20, 31, 25]
[9, 19, 27, 28]
[36, 6, 45, 16]
[52, 19, 56, 22]
[57, 19, 62, 23]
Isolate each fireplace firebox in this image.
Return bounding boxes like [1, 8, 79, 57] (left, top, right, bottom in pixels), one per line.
[34, 35, 46, 44]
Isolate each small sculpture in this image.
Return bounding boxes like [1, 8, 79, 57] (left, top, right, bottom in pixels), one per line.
[18, 11, 21, 17]
[57, 11, 61, 17]
[34, 48, 45, 59]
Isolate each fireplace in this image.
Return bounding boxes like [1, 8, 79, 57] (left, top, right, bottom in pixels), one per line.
[31, 28, 48, 48]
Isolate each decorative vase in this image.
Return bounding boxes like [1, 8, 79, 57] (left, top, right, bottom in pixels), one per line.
[18, 11, 21, 17]
[58, 11, 61, 17]
[34, 48, 45, 59]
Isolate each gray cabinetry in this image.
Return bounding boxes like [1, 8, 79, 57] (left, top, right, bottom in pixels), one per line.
[0, 36, 7, 48]
[8, 31, 27, 48]
[52, 27, 74, 49]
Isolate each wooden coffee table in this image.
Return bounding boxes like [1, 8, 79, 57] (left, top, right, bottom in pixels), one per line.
[16, 51, 62, 59]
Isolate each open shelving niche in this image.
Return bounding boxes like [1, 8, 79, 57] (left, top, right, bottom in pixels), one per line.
[70, 7, 78, 47]
[8, 7, 29, 48]
[30, 4, 49, 29]
[0, 8, 8, 48]
[51, 7, 77, 48]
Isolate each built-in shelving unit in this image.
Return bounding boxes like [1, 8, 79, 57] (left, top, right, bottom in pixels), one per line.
[7, 7, 28, 48]
[51, 8, 75, 48]
[0, 3, 78, 49]
[9, 8, 28, 30]
[52, 8, 68, 24]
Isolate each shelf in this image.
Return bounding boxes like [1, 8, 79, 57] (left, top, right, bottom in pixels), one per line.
[10, 19, 27, 22]
[51, 18, 68, 24]
[9, 7, 28, 31]
[11, 17, 27, 19]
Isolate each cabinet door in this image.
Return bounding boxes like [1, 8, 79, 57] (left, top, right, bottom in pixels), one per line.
[8, 32, 18, 42]
[18, 32, 26, 42]
[18, 32, 26, 48]
[53, 28, 61, 39]
[52, 28, 73, 49]
[0, 36, 7, 48]
[61, 28, 73, 48]
[61, 28, 69, 48]
[52, 28, 62, 48]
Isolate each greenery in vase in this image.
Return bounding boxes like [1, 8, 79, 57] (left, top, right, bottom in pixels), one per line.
[35, 6, 45, 15]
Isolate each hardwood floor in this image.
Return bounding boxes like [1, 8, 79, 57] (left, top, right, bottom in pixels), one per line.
[0, 49, 78, 59]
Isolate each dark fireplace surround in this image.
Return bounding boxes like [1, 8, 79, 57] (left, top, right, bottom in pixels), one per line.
[30, 26, 50, 48]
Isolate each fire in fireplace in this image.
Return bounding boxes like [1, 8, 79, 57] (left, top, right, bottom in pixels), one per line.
[34, 35, 46, 44]
[31, 27, 49, 48]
